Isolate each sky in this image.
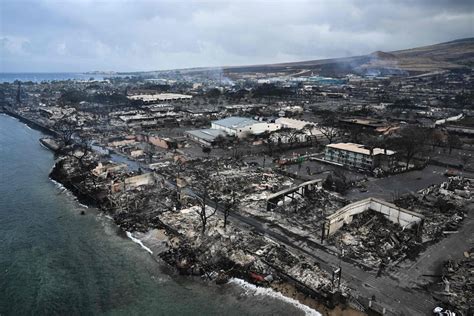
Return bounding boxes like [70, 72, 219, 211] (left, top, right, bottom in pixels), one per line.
[1, 0, 473, 72]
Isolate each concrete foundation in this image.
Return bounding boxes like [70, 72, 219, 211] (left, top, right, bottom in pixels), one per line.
[323, 198, 424, 239]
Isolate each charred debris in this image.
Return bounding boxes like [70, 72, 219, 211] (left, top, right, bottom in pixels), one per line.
[2, 65, 473, 315]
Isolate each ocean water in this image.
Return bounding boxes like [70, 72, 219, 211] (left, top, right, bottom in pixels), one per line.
[0, 73, 107, 83]
[0, 114, 316, 316]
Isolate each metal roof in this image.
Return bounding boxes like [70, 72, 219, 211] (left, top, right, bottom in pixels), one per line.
[212, 116, 258, 129]
[185, 129, 227, 142]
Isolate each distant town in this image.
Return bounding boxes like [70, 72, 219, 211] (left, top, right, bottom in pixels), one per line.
[1, 38, 473, 316]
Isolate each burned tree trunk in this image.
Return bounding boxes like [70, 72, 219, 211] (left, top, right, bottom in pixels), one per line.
[223, 191, 237, 230]
[195, 190, 217, 234]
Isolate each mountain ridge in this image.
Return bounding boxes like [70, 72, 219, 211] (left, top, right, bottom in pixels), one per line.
[123, 38, 474, 77]
[221, 37, 474, 77]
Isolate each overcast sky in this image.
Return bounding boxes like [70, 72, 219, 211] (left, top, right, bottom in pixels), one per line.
[1, 0, 473, 72]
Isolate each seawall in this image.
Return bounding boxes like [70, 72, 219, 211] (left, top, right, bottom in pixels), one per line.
[2, 107, 58, 137]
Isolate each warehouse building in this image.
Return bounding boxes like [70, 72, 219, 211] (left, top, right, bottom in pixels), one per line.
[211, 116, 281, 138]
[184, 129, 228, 147]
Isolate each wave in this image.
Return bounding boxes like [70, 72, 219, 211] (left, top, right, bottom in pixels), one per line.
[101, 214, 114, 221]
[52, 181, 69, 195]
[126, 231, 153, 255]
[39, 142, 49, 150]
[229, 278, 321, 316]
[50, 178, 89, 208]
[50, 178, 66, 190]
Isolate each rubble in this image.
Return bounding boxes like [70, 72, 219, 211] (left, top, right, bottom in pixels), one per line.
[2, 44, 473, 316]
[156, 202, 348, 298]
[430, 250, 473, 315]
[46, 138, 472, 315]
[324, 177, 472, 269]
[326, 210, 423, 268]
[396, 177, 472, 243]
[50, 153, 178, 232]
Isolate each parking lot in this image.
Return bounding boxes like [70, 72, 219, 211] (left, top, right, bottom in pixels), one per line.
[345, 164, 452, 201]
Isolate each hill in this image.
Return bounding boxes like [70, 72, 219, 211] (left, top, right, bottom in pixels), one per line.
[221, 38, 474, 77]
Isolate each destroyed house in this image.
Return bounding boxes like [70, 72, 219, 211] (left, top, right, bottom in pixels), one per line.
[150, 135, 182, 149]
[144, 104, 175, 112]
[339, 118, 388, 131]
[324, 143, 396, 171]
[118, 114, 156, 125]
[92, 162, 128, 178]
[111, 173, 156, 192]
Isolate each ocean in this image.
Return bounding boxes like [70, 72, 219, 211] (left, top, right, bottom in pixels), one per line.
[0, 114, 319, 316]
[0, 73, 109, 83]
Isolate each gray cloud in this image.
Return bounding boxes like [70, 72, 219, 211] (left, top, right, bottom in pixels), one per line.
[1, 0, 473, 72]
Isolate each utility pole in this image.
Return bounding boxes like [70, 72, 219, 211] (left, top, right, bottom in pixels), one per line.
[332, 266, 342, 290]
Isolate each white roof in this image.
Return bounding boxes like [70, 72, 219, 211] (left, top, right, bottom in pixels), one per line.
[128, 93, 192, 101]
[185, 129, 227, 142]
[212, 116, 258, 129]
[275, 117, 313, 129]
[326, 143, 395, 156]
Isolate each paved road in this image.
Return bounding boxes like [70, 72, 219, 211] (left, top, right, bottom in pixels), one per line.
[201, 198, 437, 315]
[398, 202, 474, 286]
[115, 155, 458, 315]
[151, 169, 443, 315]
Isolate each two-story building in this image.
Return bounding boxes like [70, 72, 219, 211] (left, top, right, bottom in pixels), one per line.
[324, 143, 396, 171]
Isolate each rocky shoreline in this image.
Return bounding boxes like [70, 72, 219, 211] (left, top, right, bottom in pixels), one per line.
[48, 153, 362, 316]
[3, 109, 361, 315]
[1, 107, 58, 137]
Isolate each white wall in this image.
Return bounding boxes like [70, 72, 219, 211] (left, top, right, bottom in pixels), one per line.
[325, 198, 424, 237]
[211, 123, 236, 136]
[237, 123, 281, 138]
[125, 173, 155, 189]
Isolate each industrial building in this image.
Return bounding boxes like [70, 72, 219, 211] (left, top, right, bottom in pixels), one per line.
[184, 129, 228, 147]
[275, 117, 325, 141]
[211, 116, 281, 138]
[127, 93, 192, 103]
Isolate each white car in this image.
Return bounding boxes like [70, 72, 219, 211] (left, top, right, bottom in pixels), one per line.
[433, 307, 456, 316]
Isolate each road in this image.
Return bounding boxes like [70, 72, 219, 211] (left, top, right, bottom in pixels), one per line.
[108, 152, 459, 315]
[399, 202, 474, 286]
[203, 199, 439, 315]
[153, 169, 446, 315]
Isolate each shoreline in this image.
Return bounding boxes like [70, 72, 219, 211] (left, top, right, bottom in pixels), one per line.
[126, 228, 365, 316]
[1, 108, 58, 137]
[3, 111, 362, 316]
[48, 157, 361, 316]
[50, 172, 330, 315]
